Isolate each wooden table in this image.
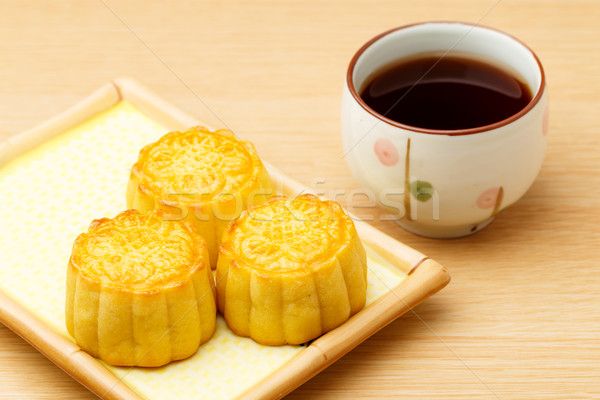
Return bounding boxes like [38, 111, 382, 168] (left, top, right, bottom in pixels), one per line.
[1, 1, 599, 399]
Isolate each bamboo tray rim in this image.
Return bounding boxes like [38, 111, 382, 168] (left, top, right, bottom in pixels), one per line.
[0, 77, 450, 400]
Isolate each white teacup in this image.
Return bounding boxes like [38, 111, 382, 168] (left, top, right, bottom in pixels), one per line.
[341, 21, 548, 238]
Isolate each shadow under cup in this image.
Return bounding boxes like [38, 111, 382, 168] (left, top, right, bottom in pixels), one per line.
[341, 22, 547, 238]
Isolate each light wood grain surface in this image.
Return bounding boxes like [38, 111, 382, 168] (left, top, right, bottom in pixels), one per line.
[1, 1, 599, 399]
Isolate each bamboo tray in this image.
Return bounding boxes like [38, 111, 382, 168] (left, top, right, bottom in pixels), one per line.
[0, 78, 450, 400]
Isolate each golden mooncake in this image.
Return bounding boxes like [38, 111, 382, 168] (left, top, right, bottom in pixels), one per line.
[216, 194, 367, 345]
[127, 126, 273, 268]
[65, 209, 216, 367]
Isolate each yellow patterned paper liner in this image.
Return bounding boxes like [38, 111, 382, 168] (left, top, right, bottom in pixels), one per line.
[0, 102, 406, 400]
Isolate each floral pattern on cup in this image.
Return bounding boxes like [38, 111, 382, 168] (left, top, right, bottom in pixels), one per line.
[374, 138, 399, 166]
[477, 186, 504, 218]
[542, 106, 549, 136]
[410, 180, 434, 202]
[476, 187, 502, 209]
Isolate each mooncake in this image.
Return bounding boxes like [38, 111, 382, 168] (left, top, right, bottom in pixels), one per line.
[65, 209, 216, 367]
[216, 194, 367, 345]
[126, 126, 273, 268]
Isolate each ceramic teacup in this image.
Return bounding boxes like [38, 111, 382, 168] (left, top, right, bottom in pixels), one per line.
[341, 21, 548, 238]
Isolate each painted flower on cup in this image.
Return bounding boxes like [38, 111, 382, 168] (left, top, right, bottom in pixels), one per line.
[374, 138, 399, 166]
[542, 106, 549, 136]
[410, 180, 434, 202]
[476, 186, 503, 209]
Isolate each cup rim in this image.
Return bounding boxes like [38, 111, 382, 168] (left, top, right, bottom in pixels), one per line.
[346, 21, 546, 136]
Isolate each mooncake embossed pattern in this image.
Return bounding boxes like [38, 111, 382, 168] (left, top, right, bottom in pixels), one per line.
[217, 194, 368, 345]
[66, 209, 216, 367]
[127, 127, 273, 267]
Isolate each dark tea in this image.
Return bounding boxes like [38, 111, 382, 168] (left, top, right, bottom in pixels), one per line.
[359, 52, 532, 130]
